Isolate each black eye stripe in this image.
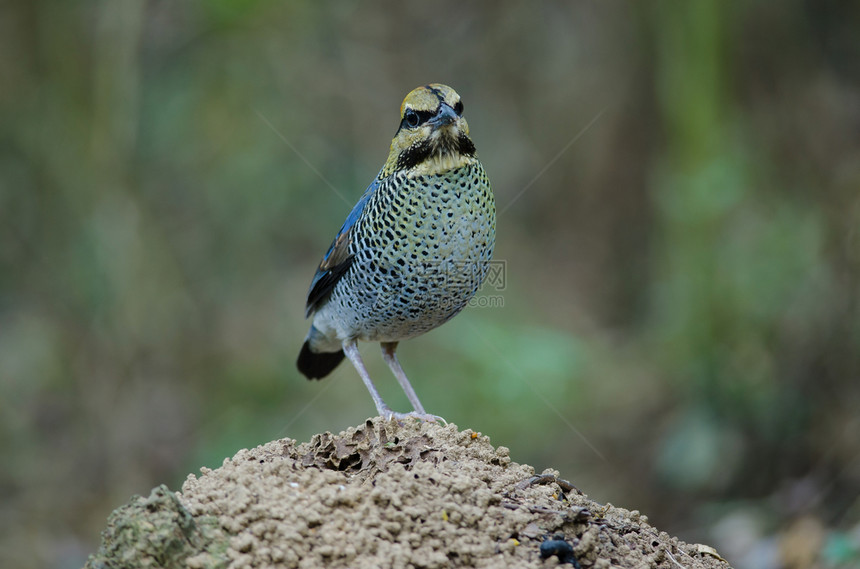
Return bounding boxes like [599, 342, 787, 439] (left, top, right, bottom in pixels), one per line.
[404, 109, 419, 127]
[402, 108, 436, 129]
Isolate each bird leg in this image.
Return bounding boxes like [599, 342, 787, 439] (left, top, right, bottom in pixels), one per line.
[380, 342, 438, 420]
[342, 339, 442, 423]
[342, 339, 395, 419]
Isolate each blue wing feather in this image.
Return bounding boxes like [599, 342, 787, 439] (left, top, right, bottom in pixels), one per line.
[304, 177, 379, 317]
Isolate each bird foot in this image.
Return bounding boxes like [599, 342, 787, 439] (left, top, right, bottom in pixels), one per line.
[380, 411, 447, 424]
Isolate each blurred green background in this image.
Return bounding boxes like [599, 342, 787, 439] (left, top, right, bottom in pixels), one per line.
[2, 1, 859, 568]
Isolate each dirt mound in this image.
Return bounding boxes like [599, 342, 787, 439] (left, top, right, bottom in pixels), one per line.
[85, 419, 732, 568]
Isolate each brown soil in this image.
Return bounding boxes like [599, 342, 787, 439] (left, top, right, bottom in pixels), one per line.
[85, 419, 733, 568]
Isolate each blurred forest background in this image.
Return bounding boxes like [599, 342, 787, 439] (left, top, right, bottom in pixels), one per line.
[1, 1, 859, 568]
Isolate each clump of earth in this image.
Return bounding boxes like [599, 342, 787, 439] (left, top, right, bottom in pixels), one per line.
[85, 418, 732, 568]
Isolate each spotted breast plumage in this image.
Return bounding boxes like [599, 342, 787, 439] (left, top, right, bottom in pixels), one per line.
[297, 84, 495, 421]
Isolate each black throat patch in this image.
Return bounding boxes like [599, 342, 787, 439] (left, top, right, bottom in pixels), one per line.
[395, 133, 476, 172]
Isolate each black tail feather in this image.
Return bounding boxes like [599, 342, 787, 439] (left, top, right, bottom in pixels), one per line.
[297, 341, 345, 379]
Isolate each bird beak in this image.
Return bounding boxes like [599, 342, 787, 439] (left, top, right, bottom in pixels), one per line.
[428, 103, 458, 130]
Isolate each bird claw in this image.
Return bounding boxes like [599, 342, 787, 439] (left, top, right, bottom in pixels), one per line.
[381, 411, 446, 424]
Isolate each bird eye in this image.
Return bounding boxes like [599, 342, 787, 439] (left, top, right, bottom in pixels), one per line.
[404, 109, 420, 128]
[453, 100, 464, 115]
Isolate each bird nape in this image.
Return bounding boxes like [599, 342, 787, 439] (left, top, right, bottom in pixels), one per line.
[297, 83, 496, 422]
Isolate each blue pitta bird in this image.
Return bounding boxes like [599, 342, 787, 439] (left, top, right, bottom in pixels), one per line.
[297, 84, 495, 421]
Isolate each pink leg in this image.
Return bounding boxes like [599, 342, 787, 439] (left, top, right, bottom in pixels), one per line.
[380, 342, 444, 423]
[380, 341, 426, 414]
[343, 339, 394, 419]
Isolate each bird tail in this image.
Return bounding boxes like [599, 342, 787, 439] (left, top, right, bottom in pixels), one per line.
[297, 339, 345, 380]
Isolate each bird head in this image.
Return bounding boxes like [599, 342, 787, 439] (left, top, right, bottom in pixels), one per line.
[380, 84, 477, 178]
